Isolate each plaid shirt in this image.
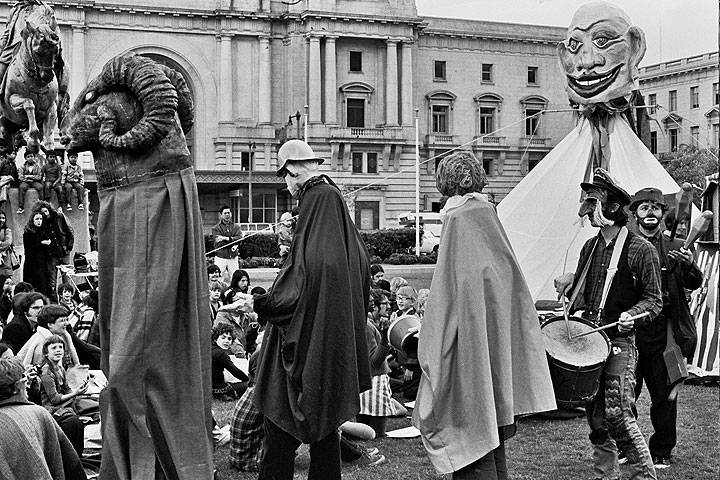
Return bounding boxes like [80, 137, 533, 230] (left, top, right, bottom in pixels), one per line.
[574, 229, 662, 326]
[230, 387, 263, 472]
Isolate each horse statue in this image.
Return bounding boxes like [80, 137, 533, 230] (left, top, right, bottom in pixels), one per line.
[0, 0, 68, 153]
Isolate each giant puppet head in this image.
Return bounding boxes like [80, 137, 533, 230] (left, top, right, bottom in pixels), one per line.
[557, 2, 647, 105]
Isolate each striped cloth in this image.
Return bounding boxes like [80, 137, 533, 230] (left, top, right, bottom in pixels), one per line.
[359, 374, 395, 417]
[230, 387, 264, 472]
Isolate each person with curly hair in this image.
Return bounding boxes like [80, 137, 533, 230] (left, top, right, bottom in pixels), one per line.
[413, 150, 556, 479]
[211, 323, 249, 401]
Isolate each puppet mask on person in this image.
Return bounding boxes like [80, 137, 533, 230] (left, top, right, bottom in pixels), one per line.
[557, 2, 646, 105]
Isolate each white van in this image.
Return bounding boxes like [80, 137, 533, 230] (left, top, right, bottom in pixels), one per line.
[397, 212, 442, 254]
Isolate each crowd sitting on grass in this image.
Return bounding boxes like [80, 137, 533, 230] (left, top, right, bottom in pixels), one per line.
[211, 263, 423, 472]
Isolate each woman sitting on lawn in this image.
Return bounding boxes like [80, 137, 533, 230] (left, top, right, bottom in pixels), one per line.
[211, 323, 249, 401]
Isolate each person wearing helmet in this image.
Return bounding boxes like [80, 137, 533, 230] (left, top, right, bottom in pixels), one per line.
[231, 140, 372, 479]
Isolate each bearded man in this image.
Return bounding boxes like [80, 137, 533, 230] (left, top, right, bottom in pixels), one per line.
[629, 188, 702, 470]
[555, 169, 662, 480]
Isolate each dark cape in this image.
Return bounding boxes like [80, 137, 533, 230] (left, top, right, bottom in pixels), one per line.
[253, 175, 371, 443]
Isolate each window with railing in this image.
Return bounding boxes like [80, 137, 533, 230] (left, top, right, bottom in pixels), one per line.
[432, 105, 449, 133]
[346, 99, 365, 128]
[520, 95, 547, 137]
[479, 107, 495, 134]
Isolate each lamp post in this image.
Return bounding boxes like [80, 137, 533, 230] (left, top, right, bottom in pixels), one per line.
[247, 141, 256, 223]
[304, 104, 309, 141]
[294, 110, 301, 139]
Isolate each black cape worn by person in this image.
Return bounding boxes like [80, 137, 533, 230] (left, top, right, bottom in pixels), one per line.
[253, 175, 371, 443]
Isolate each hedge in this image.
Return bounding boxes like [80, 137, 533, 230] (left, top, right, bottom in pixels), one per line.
[205, 228, 436, 264]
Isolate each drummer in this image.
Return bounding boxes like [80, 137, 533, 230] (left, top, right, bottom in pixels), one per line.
[554, 168, 663, 480]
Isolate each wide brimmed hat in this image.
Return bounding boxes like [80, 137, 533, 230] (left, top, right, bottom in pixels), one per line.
[580, 168, 631, 206]
[276, 140, 324, 176]
[629, 187, 667, 211]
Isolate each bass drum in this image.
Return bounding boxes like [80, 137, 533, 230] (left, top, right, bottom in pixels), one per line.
[540, 316, 610, 408]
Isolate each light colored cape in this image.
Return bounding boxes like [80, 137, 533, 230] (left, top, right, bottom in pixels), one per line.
[412, 194, 556, 474]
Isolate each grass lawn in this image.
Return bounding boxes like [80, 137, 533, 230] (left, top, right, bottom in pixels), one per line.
[212, 383, 719, 479]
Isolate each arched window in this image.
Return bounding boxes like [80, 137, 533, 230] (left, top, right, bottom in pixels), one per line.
[339, 82, 374, 128]
[520, 95, 548, 136]
[474, 93, 504, 136]
[425, 90, 456, 135]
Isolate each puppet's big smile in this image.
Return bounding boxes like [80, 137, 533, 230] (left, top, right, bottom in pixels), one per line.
[567, 64, 623, 98]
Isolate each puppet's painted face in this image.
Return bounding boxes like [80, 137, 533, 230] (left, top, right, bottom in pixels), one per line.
[557, 2, 646, 105]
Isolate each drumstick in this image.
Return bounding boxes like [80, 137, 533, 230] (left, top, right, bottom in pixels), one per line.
[570, 312, 650, 339]
[561, 296, 572, 340]
[683, 211, 713, 250]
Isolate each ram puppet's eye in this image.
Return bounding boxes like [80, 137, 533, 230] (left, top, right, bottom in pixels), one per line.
[567, 38, 581, 53]
[84, 91, 96, 103]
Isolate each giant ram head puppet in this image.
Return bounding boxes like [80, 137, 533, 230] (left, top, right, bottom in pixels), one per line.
[61, 54, 194, 188]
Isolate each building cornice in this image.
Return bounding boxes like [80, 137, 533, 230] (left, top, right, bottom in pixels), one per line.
[639, 52, 719, 82]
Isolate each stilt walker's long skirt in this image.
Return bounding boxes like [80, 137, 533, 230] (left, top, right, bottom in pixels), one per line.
[97, 167, 213, 479]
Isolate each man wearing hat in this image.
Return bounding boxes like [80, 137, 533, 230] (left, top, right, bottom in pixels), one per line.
[629, 187, 702, 469]
[237, 139, 371, 479]
[555, 168, 663, 480]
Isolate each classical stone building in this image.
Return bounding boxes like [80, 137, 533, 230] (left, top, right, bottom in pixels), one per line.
[1, 0, 578, 231]
[639, 52, 719, 155]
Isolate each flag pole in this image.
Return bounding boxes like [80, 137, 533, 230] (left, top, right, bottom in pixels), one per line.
[415, 108, 420, 256]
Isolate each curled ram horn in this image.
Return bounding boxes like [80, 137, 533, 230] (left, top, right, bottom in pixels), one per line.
[93, 54, 178, 151]
[157, 64, 194, 135]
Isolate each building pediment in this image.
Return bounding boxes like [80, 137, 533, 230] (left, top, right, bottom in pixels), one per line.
[474, 92, 504, 103]
[340, 81, 375, 94]
[705, 106, 719, 119]
[425, 89, 456, 102]
[519, 94, 548, 105]
[662, 113, 683, 124]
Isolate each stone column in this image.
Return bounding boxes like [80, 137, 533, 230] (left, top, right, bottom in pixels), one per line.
[218, 34, 233, 122]
[324, 36, 338, 125]
[308, 35, 322, 123]
[401, 40, 413, 126]
[385, 39, 399, 126]
[258, 35, 272, 124]
[70, 26, 86, 100]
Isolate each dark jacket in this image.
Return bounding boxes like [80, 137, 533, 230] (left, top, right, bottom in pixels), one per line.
[637, 232, 703, 357]
[0, 159, 18, 185]
[211, 344, 248, 389]
[253, 175, 371, 443]
[1, 313, 34, 354]
[23, 226, 54, 298]
[211, 220, 242, 259]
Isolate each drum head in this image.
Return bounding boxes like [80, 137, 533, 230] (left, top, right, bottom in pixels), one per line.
[541, 317, 609, 367]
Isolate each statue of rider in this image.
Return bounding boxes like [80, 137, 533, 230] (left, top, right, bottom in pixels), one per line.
[0, 0, 68, 120]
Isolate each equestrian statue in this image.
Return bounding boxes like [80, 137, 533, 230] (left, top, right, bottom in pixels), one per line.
[0, 0, 68, 153]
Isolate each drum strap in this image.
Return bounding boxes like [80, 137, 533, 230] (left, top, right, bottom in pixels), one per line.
[596, 226, 629, 321]
[567, 239, 598, 312]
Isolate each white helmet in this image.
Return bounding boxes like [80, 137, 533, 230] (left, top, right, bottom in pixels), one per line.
[277, 140, 324, 176]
